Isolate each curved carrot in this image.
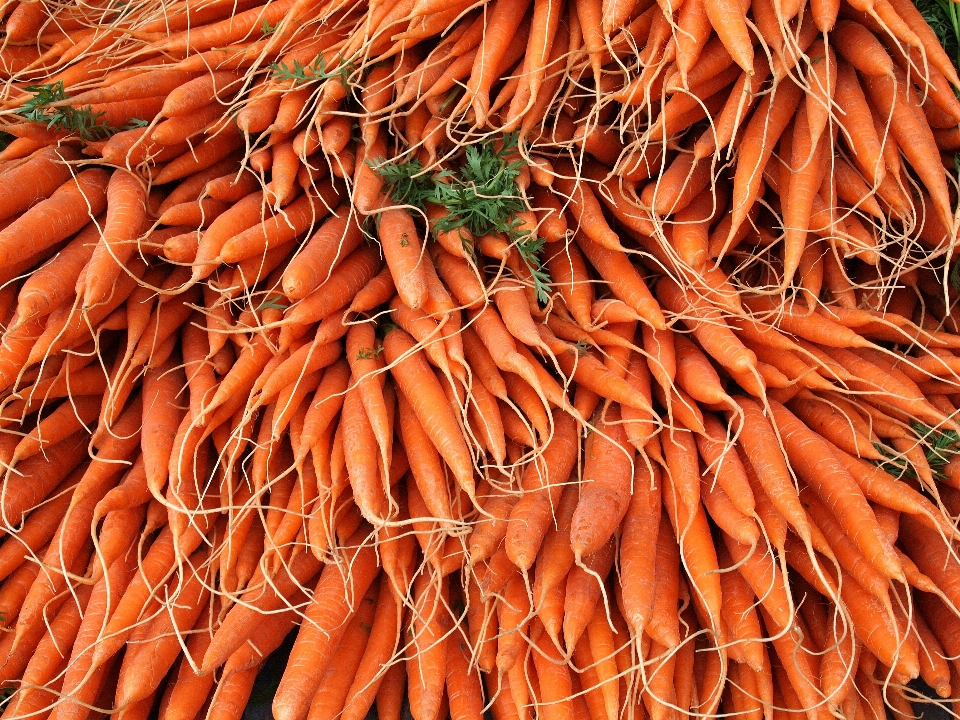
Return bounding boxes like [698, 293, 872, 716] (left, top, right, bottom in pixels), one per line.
[768, 401, 902, 581]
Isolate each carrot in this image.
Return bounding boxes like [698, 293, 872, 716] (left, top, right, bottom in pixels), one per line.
[115, 545, 213, 706]
[279, 245, 382, 347]
[11, 395, 99, 465]
[282, 207, 363, 299]
[340, 572, 402, 720]
[768, 401, 902, 581]
[798, 485, 890, 605]
[269, 529, 379, 720]
[2, 429, 88, 530]
[562, 538, 616, 654]
[0, 147, 82, 224]
[405, 571, 451, 720]
[398, 390, 453, 521]
[619, 454, 661, 636]
[789, 394, 885, 461]
[305, 581, 379, 720]
[729, 397, 814, 542]
[657, 277, 757, 376]
[0, 168, 109, 270]
[727, 80, 804, 243]
[445, 617, 487, 720]
[781, 107, 825, 290]
[468, 476, 520, 565]
[14, 580, 93, 715]
[384, 328, 475, 498]
[885, 0, 960, 86]
[458, 0, 533, 125]
[374, 658, 406, 720]
[220, 184, 338, 264]
[341, 383, 388, 524]
[0, 471, 78, 582]
[52, 548, 137, 720]
[12, 217, 103, 327]
[900, 513, 960, 614]
[864, 68, 953, 228]
[91, 517, 214, 671]
[191, 190, 266, 280]
[153, 125, 244, 185]
[570, 406, 633, 560]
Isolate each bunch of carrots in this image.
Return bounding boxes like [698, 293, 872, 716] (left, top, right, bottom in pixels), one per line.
[2, 0, 960, 715]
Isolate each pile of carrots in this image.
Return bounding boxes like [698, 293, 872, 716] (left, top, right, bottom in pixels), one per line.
[2, 0, 960, 716]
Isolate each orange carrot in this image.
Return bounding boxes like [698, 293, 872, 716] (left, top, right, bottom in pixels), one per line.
[384, 328, 475, 498]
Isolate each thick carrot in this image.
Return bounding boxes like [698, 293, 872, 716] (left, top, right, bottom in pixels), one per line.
[2, 429, 88, 530]
[504, 411, 579, 569]
[222, 184, 336, 263]
[279, 245, 382, 346]
[866, 72, 952, 230]
[114, 545, 212, 705]
[570, 406, 633, 559]
[727, 80, 804, 243]
[191, 186, 264, 274]
[377, 206, 428, 310]
[731, 397, 812, 544]
[563, 538, 616, 651]
[0, 168, 110, 269]
[398, 390, 452, 521]
[657, 277, 756, 375]
[282, 208, 363, 300]
[0, 147, 83, 224]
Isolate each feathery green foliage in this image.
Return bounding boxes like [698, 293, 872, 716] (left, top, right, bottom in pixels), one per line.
[17, 82, 146, 141]
[374, 133, 553, 304]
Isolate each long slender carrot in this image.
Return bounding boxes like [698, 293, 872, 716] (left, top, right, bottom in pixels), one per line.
[384, 328, 475, 498]
[341, 573, 402, 720]
[271, 531, 380, 720]
[504, 411, 579, 570]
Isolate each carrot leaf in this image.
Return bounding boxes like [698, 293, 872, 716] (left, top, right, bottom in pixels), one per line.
[356, 345, 384, 360]
[914, 0, 960, 72]
[873, 444, 913, 480]
[17, 81, 128, 141]
[374, 132, 553, 303]
[373, 157, 435, 207]
[268, 55, 355, 86]
[256, 295, 288, 311]
[873, 422, 960, 481]
[914, 421, 960, 476]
